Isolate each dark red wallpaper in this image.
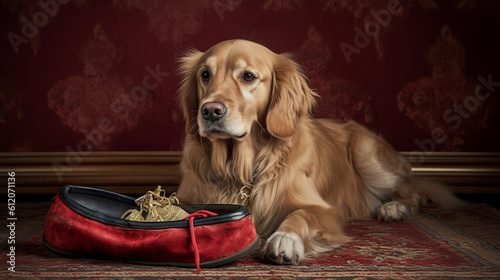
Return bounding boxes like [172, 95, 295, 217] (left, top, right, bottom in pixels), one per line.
[1, 0, 499, 153]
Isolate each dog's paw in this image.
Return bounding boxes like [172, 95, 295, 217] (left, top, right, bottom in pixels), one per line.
[262, 232, 305, 265]
[377, 201, 410, 222]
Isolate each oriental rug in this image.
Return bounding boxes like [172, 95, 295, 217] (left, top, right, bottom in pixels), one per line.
[1, 201, 499, 279]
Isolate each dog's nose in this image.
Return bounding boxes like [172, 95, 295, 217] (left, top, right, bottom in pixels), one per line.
[201, 102, 226, 122]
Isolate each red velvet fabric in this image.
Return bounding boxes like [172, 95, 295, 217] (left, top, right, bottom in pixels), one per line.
[43, 194, 258, 265]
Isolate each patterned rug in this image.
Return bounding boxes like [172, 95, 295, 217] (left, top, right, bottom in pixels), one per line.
[1, 202, 499, 279]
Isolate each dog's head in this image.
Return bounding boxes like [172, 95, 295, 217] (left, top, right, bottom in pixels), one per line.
[178, 40, 318, 142]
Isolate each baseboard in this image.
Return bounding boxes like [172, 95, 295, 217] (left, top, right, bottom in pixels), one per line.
[400, 152, 500, 194]
[1, 151, 499, 195]
[0, 151, 182, 195]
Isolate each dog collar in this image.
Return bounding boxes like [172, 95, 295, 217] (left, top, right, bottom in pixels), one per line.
[239, 170, 259, 207]
[239, 185, 253, 207]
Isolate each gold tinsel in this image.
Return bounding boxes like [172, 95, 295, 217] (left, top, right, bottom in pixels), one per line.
[121, 186, 189, 222]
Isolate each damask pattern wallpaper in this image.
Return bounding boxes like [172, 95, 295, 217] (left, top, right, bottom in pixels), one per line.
[1, 0, 499, 153]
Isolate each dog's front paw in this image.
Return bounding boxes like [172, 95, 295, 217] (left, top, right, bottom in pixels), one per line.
[377, 201, 410, 222]
[262, 232, 305, 265]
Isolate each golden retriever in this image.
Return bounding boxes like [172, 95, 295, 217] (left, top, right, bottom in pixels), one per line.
[176, 39, 463, 265]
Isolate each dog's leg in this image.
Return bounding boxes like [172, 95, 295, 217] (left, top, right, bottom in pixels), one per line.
[350, 121, 418, 221]
[377, 178, 419, 221]
[264, 231, 305, 265]
[377, 176, 465, 221]
[262, 205, 349, 265]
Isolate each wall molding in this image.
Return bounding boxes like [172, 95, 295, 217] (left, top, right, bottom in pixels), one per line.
[1, 151, 499, 195]
[1, 152, 182, 194]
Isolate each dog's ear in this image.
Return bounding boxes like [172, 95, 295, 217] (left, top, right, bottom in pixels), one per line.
[266, 53, 318, 139]
[178, 49, 204, 136]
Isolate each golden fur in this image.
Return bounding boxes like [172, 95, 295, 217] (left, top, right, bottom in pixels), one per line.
[176, 40, 463, 265]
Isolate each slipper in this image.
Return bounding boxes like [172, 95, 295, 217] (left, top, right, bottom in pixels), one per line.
[43, 185, 260, 273]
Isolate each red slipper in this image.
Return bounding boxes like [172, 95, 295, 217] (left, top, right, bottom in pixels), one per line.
[43, 185, 260, 272]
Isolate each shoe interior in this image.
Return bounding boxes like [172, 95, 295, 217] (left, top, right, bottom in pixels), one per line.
[68, 191, 137, 219]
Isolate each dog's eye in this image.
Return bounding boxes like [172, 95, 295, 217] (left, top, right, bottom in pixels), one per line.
[243, 72, 255, 82]
[201, 71, 210, 81]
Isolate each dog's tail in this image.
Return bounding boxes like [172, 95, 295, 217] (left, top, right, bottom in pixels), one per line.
[411, 177, 466, 208]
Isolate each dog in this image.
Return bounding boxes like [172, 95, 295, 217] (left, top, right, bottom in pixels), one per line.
[175, 39, 463, 265]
